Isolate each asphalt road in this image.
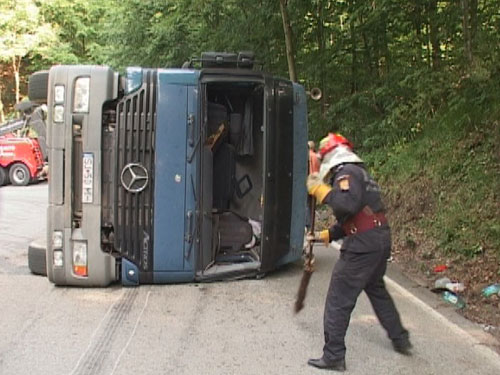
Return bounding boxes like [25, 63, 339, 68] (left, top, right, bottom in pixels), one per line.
[0, 183, 499, 375]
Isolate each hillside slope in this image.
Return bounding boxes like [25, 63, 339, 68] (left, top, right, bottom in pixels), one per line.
[366, 71, 500, 341]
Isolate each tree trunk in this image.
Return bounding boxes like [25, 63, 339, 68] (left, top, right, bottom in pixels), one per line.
[470, 0, 478, 40]
[360, 14, 373, 78]
[0, 87, 4, 123]
[461, 0, 477, 66]
[413, 1, 423, 65]
[425, 24, 432, 68]
[12, 56, 21, 104]
[380, 8, 390, 76]
[428, 0, 440, 70]
[315, 0, 327, 118]
[349, 0, 358, 93]
[279, 0, 297, 82]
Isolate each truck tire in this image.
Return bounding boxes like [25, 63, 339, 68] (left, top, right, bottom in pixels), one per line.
[9, 163, 30, 186]
[28, 239, 47, 276]
[28, 71, 49, 104]
[0, 166, 9, 186]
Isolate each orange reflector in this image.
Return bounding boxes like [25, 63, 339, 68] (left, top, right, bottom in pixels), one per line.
[73, 265, 88, 277]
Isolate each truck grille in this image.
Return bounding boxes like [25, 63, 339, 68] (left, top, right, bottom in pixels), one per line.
[114, 70, 156, 272]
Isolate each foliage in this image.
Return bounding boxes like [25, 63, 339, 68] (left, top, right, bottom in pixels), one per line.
[86, 0, 286, 72]
[370, 69, 500, 259]
[0, 0, 59, 115]
[35, 0, 109, 66]
[0, 0, 56, 65]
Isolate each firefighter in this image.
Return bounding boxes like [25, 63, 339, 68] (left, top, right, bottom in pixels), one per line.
[306, 133, 412, 371]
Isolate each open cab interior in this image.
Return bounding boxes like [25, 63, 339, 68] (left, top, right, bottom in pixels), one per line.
[198, 77, 266, 280]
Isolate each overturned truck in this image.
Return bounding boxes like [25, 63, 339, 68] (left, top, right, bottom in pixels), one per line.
[34, 52, 308, 286]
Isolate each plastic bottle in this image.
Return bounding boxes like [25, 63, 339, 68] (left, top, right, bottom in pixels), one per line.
[481, 283, 500, 297]
[442, 291, 466, 309]
[445, 282, 465, 293]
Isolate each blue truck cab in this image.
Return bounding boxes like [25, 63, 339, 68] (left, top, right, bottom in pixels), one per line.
[40, 52, 308, 286]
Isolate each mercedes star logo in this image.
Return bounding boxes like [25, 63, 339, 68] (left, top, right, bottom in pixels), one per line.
[120, 163, 149, 193]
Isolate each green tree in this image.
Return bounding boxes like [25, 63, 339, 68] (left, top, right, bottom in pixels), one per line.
[0, 0, 57, 118]
[37, 0, 109, 64]
[279, 0, 297, 82]
[93, 0, 286, 73]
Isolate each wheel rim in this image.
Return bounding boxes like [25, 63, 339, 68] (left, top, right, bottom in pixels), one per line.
[12, 166, 28, 185]
[16, 170, 25, 182]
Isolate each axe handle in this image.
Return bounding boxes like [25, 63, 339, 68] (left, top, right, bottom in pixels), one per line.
[307, 197, 316, 260]
[294, 148, 320, 313]
[294, 195, 316, 313]
[307, 150, 318, 258]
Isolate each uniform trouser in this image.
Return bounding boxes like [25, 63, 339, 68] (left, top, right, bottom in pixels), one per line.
[322, 246, 408, 361]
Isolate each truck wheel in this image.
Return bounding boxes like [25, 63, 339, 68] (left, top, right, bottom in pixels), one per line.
[0, 166, 9, 186]
[9, 163, 30, 186]
[28, 239, 47, 276]
[28, 71, 49, 104]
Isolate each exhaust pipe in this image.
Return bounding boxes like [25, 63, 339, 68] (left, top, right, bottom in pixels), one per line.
[306, 87, 322, 101]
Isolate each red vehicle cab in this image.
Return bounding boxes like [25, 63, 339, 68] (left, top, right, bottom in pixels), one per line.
[0, 135, 46, 186]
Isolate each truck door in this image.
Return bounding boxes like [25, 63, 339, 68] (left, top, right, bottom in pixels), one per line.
[260, 77, 294, 271]
[153, 78, 188, 276]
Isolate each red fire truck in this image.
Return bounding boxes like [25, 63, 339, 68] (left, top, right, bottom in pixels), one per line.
[0, 136, 45, 186]
[0, 102, 47, 186]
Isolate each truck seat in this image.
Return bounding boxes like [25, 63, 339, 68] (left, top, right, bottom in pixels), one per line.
[213, 211, 253, 255]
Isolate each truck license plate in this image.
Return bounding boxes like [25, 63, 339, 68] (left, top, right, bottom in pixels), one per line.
[82, 153, 94, 203]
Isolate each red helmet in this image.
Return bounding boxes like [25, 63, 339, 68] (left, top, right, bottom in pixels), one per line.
[318, 133, 353, 158]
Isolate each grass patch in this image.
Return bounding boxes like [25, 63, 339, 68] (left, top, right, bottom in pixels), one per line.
[364, 81, 500, 261]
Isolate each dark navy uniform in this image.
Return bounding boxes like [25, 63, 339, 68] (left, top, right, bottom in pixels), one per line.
[321, 163, 409, 362]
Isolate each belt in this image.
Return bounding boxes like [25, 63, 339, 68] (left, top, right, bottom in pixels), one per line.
[342, 206, 387, 236]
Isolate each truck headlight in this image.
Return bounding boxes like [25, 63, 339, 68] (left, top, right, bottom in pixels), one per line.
[54, 85, 65, 103]
[52, 230, 63, 248]
[54, 105, 64, 123]
[72, 241, 88, 277]
[53, 250, 63, 267]
[74, 77, 90, 113]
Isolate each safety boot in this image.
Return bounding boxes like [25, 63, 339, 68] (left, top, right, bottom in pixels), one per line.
[392, 338, 413, 356]
[307, 357, 346, 372]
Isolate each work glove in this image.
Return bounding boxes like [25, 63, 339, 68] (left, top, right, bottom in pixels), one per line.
[306, 230, 330, 245]
[306, 173, 332, 203]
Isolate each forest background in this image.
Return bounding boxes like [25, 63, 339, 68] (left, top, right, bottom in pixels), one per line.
[0, 0, 499, 334]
